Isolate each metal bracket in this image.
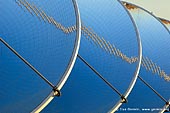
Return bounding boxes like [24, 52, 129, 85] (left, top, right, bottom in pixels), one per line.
[164, 102, 170, 112]
[53, 87, 61, 97]
[166, 102, 170, 106]
[121, 95, 128, 103]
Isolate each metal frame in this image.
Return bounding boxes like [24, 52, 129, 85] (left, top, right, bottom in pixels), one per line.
[120, 2, 170, 113]
[108, 0, 143, 112]
[32, 0, 81, 112]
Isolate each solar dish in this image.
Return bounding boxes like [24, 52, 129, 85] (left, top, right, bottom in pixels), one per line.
[0, 0, 81, 112]
[159, 17, 170, 112]
[120, 2, 170, 113]
[42, 0, 142, 112]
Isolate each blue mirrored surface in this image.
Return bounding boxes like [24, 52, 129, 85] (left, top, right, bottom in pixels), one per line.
[120, 2, 170, 112]
[0, 0, 77, 112]
[43, 0, 141, 112]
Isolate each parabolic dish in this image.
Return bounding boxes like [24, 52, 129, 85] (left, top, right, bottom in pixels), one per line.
[159, 18, 170, 112]
[120, 2, 170, 113]
[0, 0, 81, 112]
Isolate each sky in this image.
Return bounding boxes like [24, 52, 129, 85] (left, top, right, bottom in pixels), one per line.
[122, 0, 170, 20]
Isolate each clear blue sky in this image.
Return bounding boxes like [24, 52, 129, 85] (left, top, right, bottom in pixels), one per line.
[122, 0, 170, 20]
